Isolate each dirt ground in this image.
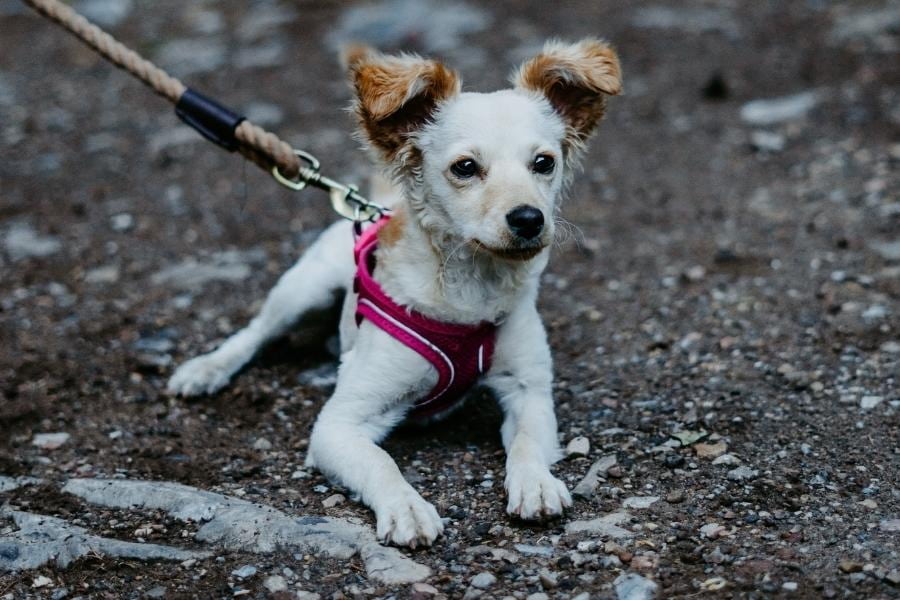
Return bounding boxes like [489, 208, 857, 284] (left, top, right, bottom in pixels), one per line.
[1, 0, 899, 598]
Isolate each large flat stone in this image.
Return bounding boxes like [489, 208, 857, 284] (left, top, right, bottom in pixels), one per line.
[0, 509, 207, 571]
[63, 478, 430, 584]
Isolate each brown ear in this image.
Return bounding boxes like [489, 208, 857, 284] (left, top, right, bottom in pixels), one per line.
[347, 47, 461, 160]
[512, 39, 622, 149]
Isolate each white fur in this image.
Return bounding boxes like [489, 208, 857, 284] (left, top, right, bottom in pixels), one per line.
[168, 64, 600, 548]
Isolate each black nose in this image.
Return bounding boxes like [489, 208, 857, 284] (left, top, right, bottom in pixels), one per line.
[506, 205, 545, 240]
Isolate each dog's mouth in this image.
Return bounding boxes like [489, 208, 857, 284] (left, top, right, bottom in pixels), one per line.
[473, 241, 545, 261]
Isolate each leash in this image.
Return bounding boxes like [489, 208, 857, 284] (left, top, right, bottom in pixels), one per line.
[20, 0, 388, 223]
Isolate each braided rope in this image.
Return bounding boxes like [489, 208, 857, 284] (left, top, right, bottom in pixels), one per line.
[22, 0, 302, 177]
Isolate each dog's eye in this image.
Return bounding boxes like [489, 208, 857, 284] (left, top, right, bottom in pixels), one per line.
[450, 158, 479, 178]
[532, 154, 555, 175]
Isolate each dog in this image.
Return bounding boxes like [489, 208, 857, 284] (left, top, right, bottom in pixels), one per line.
[167, 39, 621, 548]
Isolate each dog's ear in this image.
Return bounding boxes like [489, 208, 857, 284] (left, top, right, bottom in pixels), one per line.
[345, 46, 461, 160]
[512, 38, 622, 150]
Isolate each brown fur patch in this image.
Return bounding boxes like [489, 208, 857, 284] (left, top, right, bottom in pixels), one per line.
[377, 208, 406, 248]
[513, 39, 622, 147]
[349, 51, 461, 160]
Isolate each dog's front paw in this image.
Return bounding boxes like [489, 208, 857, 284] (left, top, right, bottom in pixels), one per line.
[505, 463, 572, 520]
[374, 487, 443, 549]
[167, 354, 232, 397]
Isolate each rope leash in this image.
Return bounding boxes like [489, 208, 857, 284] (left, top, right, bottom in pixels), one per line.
[21, 0, 387, 223]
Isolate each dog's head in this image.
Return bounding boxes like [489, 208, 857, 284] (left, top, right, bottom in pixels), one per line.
[346, 39, 621, 261]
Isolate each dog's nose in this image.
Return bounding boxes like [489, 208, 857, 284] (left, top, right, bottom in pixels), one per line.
[506, 205, 544, 240]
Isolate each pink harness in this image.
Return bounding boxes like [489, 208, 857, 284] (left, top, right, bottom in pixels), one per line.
[353, 216, 496, 419]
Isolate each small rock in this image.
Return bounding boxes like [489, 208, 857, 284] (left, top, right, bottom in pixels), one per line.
[879, 519, 900, 533]
[32, 575, 53, 588]
[712, 453, 740, 466]
[750, 130, 785, 152]
[623, 496, 660, 510]
[566, 436, 590, 457]
[614, 572, 658, 600]
[412, 583, 439, 595]
[252, 438, 273, 451]
[295, 593, 321, 600]
[860, 396, 883, 410]
[740, 91, 820, 126]
[526, 594, 549, 600]
[84, 264, 120, 284]
[607, 465, 624, 479]
[782, 581, 798, 592]
[694, 442, 727, 459]
[3, 222, 61, 261]
[263, 575, 287, 593]
[232, 565, 257, 579]
[145, 586, 166, 599]
[839, 560, 864, 573]
[470, 572, 496, 589]
[727, 466, 758, 481]
[566, 512, 633, 539]
[870, 240, 900, 261]
[573, 454, 617, 498]
[665, 490, 684, 503]
[110, 213, 134, 232]
[538, 569, 558, 589]
[32, 432, 70, 450]
[700, 523, 726, 539]
[322, 494, 345, 508]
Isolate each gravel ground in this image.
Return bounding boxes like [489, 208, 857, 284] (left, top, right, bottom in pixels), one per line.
[1, 0, 899, 598]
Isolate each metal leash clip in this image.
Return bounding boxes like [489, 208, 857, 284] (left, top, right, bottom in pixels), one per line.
[272, 150, 388, 223]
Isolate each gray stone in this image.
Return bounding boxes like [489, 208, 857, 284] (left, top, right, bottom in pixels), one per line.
[0, 509, 207, 571]
[145, 586, 166, 599]
[3, 222, 61, 261]
[151, 249, 265, 291]
[860, 395, 883, 410]
[566, 436, 590, 457]
[565, 512, 633, 539]
[84, 264, 120, 284]
[740, 91, 820, 126]
[573, 454, 617, 498]
[750, 130, 786, 152]
[632, 6, 738, 37]
[727, 466, 758, 481]
[330, 0, 489, 52]
[870, 240, 900, 261]
[615, 572, 658, 600]
[880, 519, 900, 533]
[74, 0, 133, 27]
[470, 572, 496, 589]
[156, 39, 227, 78]
[31, 432, 70, 450]
[622, 496, 660, 510]
[830, 6, 900, 43]
[235, 41, 287, 70]
[513, 544, 553, 557]
[0, 476, 41, 493]
[231, 564, 257, 578]
[263, 575, 287, 593]
[63, 478, 430, 584]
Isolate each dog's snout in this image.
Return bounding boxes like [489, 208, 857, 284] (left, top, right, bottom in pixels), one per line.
[506, 205, 545, 240]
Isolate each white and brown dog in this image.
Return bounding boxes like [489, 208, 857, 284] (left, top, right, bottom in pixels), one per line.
[168, 39, 622, 548]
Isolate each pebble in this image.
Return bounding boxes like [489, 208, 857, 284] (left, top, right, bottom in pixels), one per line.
[263, 575, 287, 593]
[750, 130, 785, 152]
[252, 438, 273, 451]
[526, 594, 549, 600]
[879, 519, 900, 533]
[32, 576, 53, 588]
[3, 222, 61, 261]
[712, 453, 741, 466]
[622, 496, 660, 510]
[470, 572, 496, 589]
[614, 572, 658, 600]
[566, 436, 590, 457]
[665, 490, 685, 503]
[727, 466, 758, 481]
[782, 581, 798, 592]
[145, 586, 166, 599]
[860, 395, 883, 410]
[740, 91, 820, 126]
[694, 441, 727, 459]
[538, 569, 558, 589]
[412, 583, 439, 595]
[110, 213, 134, 232]
[839, 560, 863, 573]
[231, 565, 257, 579]
[295, 593, 321, 600]
[573, 453, 617, 498]
[700, 523, 726, 539]
[322, 494, 346, 508]
[32, 432, 71, 450]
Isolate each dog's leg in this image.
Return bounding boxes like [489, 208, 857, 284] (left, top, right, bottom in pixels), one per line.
[306, 325, 443, 548]
[485, 299, 572, 520]
[168, 220, 354, 396]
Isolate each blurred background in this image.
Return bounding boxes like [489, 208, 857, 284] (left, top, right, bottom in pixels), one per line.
[0, 0, 898, 597]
